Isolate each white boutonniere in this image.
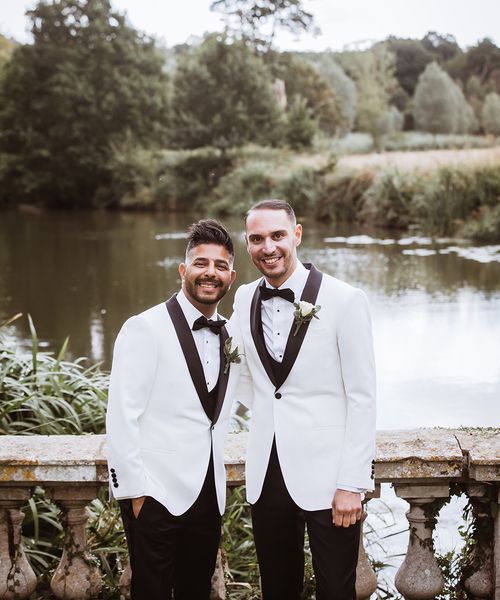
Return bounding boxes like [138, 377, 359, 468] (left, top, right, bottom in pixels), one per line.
[293, 301, 321, 336]
[223, 337, 242, 374]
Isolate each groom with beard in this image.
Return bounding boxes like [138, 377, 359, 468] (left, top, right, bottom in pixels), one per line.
[232, 199, 377, 600]
[106, 219, 244, 600]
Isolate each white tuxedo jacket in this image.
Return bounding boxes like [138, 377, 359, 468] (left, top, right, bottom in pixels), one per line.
[232, 264, 376, 511]
[106, 295, 243, 516]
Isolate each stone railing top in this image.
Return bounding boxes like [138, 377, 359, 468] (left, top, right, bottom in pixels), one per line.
[0, 428, 498, 486]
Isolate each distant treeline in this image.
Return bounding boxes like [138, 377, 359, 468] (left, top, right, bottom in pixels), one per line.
[0, 0, 500, 215]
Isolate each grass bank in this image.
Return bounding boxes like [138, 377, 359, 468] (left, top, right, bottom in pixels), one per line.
[98, 142, 500, 242]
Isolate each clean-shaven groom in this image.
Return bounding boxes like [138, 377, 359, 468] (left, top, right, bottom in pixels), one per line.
[106, 220, 243, 600]
[232, 200, 376, 600]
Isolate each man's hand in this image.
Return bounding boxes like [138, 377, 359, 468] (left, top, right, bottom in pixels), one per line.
[132, 496, 146, 519]
[331, 490, 362, 527]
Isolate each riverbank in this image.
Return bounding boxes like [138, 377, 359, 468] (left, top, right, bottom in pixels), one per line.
[2, 144, 500, 242]
[207, 146, 500, 242]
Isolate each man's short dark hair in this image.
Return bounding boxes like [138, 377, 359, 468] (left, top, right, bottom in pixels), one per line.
[186, 219, 234, 262]
[245, 199, 296, 226]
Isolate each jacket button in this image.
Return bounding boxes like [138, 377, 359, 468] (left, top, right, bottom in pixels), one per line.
[113, 483, 119, 488]
[110, 468, 116, 473]
[274, 392, 282, 399]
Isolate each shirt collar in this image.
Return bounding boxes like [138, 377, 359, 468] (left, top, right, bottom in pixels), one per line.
[176, 289, 219, 329]
[263, 261, 308, 299]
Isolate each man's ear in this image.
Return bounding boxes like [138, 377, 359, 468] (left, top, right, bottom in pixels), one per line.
[244, 234, 250, 254]
[294, 223, 303, 247]
[230, 269, 236, 287]
[179, 263, 186, 280]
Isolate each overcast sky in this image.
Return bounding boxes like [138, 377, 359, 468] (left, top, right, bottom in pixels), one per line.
[1, 0, 499, 51]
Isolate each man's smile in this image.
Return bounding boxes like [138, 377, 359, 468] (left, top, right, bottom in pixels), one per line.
[262, 256, 282, 265]
[196, 279, 221, 288]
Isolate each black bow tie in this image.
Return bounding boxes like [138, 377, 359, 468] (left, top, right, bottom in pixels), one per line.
[192, 316, 226, 334]
[260, 284, 295, 303]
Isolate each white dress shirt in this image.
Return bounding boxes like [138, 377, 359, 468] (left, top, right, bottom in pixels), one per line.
[177, 290, 221, 391]
[261, 261, 309, 362]
[260, 261, 363, 495]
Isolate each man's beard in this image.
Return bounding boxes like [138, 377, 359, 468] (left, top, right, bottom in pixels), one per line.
[184, 277, 228, 305]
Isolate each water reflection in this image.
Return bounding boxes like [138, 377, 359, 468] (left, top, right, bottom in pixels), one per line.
[1, 209, 499, 428]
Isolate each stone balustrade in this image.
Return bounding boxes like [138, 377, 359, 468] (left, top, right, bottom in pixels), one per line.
[0, 429, 499, 599]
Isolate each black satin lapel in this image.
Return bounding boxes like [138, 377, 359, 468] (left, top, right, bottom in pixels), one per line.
[276, 264, 323, 389]
[212, 325, 229, 426]
[250, 283, 277, 388]
[165, 295, 212, 421]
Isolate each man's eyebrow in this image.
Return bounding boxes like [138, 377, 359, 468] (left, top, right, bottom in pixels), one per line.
[248, 229, 287, 237]
[192, 257, 230, 265]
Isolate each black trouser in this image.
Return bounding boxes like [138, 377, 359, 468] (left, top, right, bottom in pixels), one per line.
[119, 458, 221, 600]
[251, 441, 360, 600]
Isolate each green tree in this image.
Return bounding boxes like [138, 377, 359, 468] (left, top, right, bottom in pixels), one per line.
[463, 38, 500, 86]
[271, 53, 341, 135]
[210, 0, 317, 53]
[385, 37, 434, 96]
[0, 0, 170, 207]
[340, 44, 397, 148]
[481, 92, 500, 135]
[170, 34, 281, 150]
[0, 34, 16, 71]
[285, 95, 318, 148]
[303, 53, 357, 135]
[413, 62, 476, 134]
[421, 31, 462, 63]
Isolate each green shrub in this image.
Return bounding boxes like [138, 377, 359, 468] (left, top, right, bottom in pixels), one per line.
[275, 167, 323, 216]
[210, 162, 276, 216]
[361, 169, 417, 229]
[0, 316, 108, 435]
[316, 170, 373, 222]
[460, 203, 500, 242]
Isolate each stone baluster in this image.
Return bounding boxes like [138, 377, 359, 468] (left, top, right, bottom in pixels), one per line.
[356, 488, 379, 600]
[0, 487, 37, 600]
[464, 484, 494, 599]
[210, 548, 226, 600]
[394, 484, 449, 600]
[494, 486, 500, 600]
[118, 559, 131, 599]
[46, 486, 103, 600]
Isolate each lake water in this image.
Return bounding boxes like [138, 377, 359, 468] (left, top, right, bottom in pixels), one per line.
[1, 208, 499, 430]
[1, 207, 499, 589]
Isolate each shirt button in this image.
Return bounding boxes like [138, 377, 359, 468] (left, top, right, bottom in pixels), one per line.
[277, 332, 280, 336]
[113, 483, 119, 488]
[275, 392, 282, 399]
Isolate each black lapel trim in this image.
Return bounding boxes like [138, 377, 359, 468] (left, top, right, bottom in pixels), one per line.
[212, 324, 229, 426]
[165, 294, 212, 422]
[250, 282, 278, 388]
[276, 264, 323, 389]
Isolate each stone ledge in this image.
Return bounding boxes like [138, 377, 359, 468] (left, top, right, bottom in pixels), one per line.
[0, 428, 498, 486]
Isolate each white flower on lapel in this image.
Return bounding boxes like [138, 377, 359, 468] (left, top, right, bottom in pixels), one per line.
[223, 337, 242, 374]
[298, 301, 315, 317]
[293, 301, 321, 336]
